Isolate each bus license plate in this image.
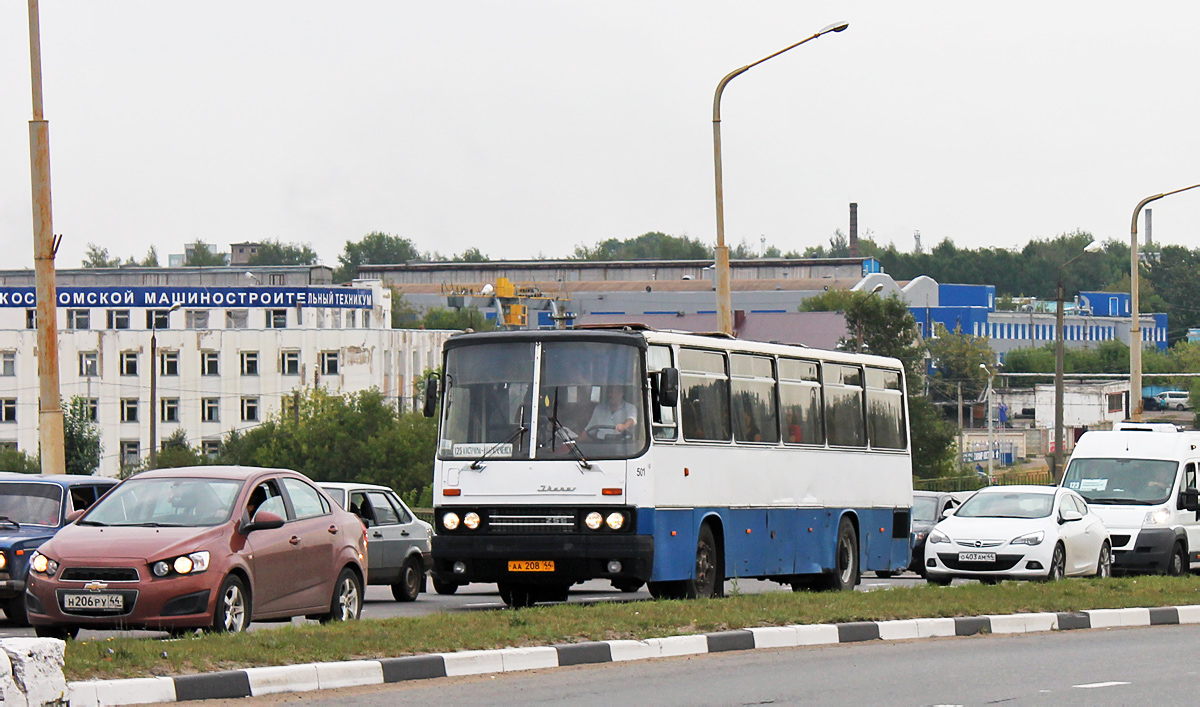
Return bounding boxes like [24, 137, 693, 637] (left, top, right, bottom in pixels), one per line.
[508, 560, 555, 572]
[63, 593, 123, 611]
[957, 552, 996, 563]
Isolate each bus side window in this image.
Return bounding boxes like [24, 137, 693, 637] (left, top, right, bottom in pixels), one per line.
[647, 345, 677, 441]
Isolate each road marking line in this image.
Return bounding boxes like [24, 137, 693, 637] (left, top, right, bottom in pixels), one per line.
[1073, 681, 1130, 689]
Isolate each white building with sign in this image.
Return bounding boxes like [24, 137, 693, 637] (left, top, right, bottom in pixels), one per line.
[0, 279, 453, 476]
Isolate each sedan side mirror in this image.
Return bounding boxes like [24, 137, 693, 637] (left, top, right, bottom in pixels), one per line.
[1059, 509, 1084, 524]
[1181, 488, 1200, 512]
[65, 509, 85, 523]
[422, 376, 439, 418]
[241, 510, 285, 534]
[940, 508, 955, 519]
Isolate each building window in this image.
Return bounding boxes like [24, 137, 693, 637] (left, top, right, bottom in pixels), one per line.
[266, 309, 287, 328]
[79, 351, 99, 377]
[120, 351, 138, 376]
[0, 442, 15, 452]
[146, 309, 171, 329]
[120, 440, 140, 468]
[226, 310, 248, 329]
[106, 309, 131, 329]
[201, 440, 221, 458]
[331, 309, 342, 328]
[1108, 393, 1124, 413]
[362, 311, 371, 328]
[201, 351, 220, 376]
[161, 397, 179, 423]
[0, 352, 14, 377]
[320, 351, 340, 375]
[120, 398, 139, 423]
[281, 351, 300, 375]
[0, 399, 15, 423]
[160, 351, 179, 376]
[67, 309, 90, 330]
[25, 310, 35, 329]
[269, 274, 285, 286]
[240, 351, 259, 376]
[202, 398, 220, 422]
[241, 396, 259, 422]
[346, 311, 357, 328]
[185, 310, 209, 329]
[85, 398, 98, 422]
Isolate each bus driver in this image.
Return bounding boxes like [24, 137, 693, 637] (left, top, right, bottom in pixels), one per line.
[585, 387, 637, 440]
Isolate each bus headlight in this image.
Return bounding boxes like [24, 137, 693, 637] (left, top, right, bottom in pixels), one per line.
[585, 512, 603, 530]
[464, 512, 480, 530]
[443, 513, 460, 530]
[606, 512, 625, 530]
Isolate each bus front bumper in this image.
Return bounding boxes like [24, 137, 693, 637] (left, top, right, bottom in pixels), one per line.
[431, 534, 654, 586]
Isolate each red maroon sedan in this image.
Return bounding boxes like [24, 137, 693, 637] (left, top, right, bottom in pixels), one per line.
[25, 466, 367, 638]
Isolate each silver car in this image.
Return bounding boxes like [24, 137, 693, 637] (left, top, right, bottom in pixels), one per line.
[319, 483, 432, 601]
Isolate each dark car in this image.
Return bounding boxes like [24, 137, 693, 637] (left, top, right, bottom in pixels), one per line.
[907, 491, 967, 577]
[1142, 396, 1164, 412]
[0, 474, 118, 625]
[25, 466, 367, 638]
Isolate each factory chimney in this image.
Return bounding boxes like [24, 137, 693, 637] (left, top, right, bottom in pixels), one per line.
[849, 202, 859, 257]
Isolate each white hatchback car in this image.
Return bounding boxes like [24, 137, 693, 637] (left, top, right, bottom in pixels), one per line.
[924, 485, 1111, 585]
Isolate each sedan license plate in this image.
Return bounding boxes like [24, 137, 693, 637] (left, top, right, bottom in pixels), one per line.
[63, 593, 123, 611]
[957, 552, 996, 563]
[508, 560, 555, 572]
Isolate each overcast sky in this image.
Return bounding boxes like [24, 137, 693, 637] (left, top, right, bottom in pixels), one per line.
[3, 2, 1200, 271]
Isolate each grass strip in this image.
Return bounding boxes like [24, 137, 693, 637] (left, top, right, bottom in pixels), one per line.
[66, 575, 1200, 681]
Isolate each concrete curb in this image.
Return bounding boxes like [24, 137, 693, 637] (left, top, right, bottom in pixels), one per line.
[66, 604, 1200, 706]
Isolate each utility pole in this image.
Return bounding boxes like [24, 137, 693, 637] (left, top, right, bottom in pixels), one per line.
[957, 383, 964, 475]
[27, 0, 65, 475]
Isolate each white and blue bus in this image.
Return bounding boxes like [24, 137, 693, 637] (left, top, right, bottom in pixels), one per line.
[426, 326, 912, 607]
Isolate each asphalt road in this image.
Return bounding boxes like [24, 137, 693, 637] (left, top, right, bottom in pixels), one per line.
[179, 623, 1200, 706]
[0, 572, 928, 639]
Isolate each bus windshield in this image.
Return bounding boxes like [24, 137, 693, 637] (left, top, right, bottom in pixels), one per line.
[439, 340, 646, 461]
[1062, 457, 1178, 505]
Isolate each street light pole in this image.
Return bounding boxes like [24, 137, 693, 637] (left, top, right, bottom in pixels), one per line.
[980, 364, 994, 478]
[1130, 184, 1200, 421]
[147, 303, 180, 469]
[1054, 241, 1098, 480]
[27, 0, 65, 475]
[712, 21, 848, 336]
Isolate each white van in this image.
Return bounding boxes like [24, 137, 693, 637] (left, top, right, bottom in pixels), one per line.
[1157, 391, 1191, 411]
[1060, 422, 1200, 575]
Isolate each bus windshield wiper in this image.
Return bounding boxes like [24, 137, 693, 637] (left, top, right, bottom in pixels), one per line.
[470, 405, 526, 470]
[549, 388, 591, 470]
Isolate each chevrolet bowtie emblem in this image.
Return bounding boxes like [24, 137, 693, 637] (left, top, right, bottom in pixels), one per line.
[83, 581, 108, 592]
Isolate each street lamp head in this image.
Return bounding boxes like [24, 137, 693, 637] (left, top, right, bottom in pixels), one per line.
[870, 283, 884, 294]
[168, 302, 182, 313]
[819, 21, 850, 34]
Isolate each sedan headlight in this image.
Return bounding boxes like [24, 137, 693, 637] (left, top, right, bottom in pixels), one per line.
[0, 552, 6, 570]
[152, 551, 210, 577]
[928, 529, 950, 544]
[29, 551, 58, 577]
[1011, 531, 1044, 546]
[1144, 508, 1172, 526]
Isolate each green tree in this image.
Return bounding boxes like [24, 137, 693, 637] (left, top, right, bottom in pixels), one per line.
[248, 239, 319, 266]
[137, 246, 160, 267]
[926, 324, 995, 400]
[421, 307, 495, 331]
[572, 232, 712, 261]
[336, 232, 422, 282]
[82, 243, 120, 268]
[63, 396, 102, 475]
[0, 448, 38, 474]
[152, 429, 207, 469]
[454, 247, 489, 262]
[215, 388, 437, 500]
[184, 240, 229, 266]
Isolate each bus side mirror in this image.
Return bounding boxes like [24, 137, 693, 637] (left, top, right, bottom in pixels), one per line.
[422, 377, 439, 418]
[1181, 488, 1200, 512]
[656, 368, 680, 407]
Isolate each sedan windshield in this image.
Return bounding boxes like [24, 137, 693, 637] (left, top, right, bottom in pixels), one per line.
[82, 477, 242, 527]
[955, 492, 1054, 519]
[0, 482, 62, 526]
[1062, 458, 1177, 505]
[912, 496, 939, 523]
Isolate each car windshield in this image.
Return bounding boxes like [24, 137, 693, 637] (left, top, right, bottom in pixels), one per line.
[1062, 458, 1177, 505]
[0, 482, 62, 526]
[439, 339, 646, 462]
[912, 496, 939, 523]
[954, 491, 1054, 519]
[81, 477, 242, 527]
